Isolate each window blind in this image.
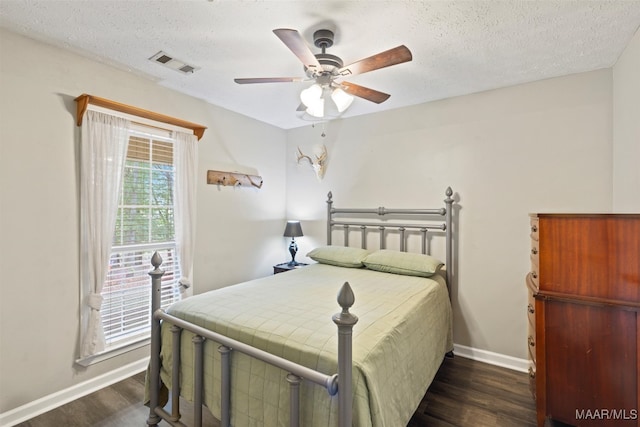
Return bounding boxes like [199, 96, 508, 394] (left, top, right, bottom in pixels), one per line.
[102, 129, 181, 348]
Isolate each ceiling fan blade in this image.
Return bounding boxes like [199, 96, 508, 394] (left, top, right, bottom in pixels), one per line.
[338, 45, 412, 77]
[234, 77, 304, 84]
[341, 81, 391, 104]
[273, 29, 323, 75]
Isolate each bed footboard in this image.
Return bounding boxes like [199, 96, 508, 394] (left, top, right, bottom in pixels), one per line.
[146, 252, 358, 427]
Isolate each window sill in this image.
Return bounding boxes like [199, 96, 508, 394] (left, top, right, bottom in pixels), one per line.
[75, 338, 150, 367]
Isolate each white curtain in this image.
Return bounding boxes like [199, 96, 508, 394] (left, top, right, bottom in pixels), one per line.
[173, 131, 198, 298]
[80, 110, 130, 358]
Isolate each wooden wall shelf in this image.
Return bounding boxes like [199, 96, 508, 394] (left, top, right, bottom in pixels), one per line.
[207, 170, 263, 189]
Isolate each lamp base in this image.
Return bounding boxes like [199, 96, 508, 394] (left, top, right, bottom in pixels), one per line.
[288, 238, 298, 266]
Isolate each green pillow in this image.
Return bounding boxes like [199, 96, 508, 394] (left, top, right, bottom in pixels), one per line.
[363, 250, 443, 277]
[307, 246, 371, 268]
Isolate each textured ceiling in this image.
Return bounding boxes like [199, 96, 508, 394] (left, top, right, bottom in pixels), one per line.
[1, 1, 639, 129]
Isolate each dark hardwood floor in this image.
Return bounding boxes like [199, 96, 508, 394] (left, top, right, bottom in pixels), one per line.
[408, 356, 536, 426]
[17, 356, 536, 427]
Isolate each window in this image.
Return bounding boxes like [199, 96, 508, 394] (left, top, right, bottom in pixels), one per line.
[101, 128, 181, 349]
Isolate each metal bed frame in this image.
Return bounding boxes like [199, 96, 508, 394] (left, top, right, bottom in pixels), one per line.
[146, 187, 454, 427]
[327, 187, 454, 295]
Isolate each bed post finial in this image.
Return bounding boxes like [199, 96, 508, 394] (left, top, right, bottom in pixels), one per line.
[151, 251, 163, 269]
[445, 186, 453, 200]
[335, 282, 355, 315]
[333, 282, 358, 427]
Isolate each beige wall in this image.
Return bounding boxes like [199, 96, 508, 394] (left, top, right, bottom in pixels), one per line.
[286, 69, 614, 360]
[613, 28, 640, 211]
[0, 29, 287, 413]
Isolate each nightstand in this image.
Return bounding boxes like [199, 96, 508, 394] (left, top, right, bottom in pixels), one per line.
[273, 262, 308, 274]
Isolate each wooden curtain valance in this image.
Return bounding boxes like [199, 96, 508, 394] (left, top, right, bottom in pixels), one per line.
[74, 93, 207, 140]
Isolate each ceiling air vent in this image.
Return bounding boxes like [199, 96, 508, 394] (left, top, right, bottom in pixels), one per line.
[155, 54, 172, 64]
[149, 51, 200, 74]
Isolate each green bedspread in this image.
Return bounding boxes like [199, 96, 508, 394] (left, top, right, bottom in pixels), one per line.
[157, 263, 452, 427]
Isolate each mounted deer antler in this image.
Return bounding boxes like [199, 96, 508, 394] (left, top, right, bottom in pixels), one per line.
[297, 145, 327, 180]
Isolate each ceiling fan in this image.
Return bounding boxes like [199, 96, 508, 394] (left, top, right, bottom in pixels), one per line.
[234, 28, 412, 118]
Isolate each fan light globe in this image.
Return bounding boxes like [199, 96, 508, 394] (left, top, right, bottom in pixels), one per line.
[331, 88, 354, 113]
[300, 84, 322, 107]
[306, 98, 325, 118]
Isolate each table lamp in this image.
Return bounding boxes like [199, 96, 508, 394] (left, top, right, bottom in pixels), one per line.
[283, 220, 303, 266]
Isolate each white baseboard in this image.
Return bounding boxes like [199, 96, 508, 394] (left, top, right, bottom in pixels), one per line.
[0, 358, 149, 427]
[453, 343, 529, 373]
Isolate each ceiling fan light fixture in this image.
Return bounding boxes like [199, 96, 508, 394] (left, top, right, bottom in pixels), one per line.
[300, 84, 322, 107]
[306, 98, 325, 118]
[331, 87, 354, 113]
[235, 29, 412, 122]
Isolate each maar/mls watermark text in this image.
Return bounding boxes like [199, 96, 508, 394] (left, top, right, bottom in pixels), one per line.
[576, 408, 638, 421]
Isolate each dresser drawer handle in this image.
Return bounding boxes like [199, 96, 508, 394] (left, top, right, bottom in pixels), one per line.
[531, 271, 538, 279]
[527, 304, 534, 314]
[531, 247, 538, 255]
[531, 225, 538, 233]
[528, 336, 535, 347]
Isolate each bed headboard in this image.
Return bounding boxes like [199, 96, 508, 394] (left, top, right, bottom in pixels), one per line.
[326, 187, 454, 291]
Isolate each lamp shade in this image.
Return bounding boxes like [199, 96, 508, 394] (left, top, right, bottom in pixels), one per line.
[300, 84, 326, 118]
[305, 98, 325, 118]
[283, 220, 303, 237]
[331, 87, 354, 113]
[300, 84, 322, 107]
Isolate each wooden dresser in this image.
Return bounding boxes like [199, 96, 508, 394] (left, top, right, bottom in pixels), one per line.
[527, 214, 640, 427]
